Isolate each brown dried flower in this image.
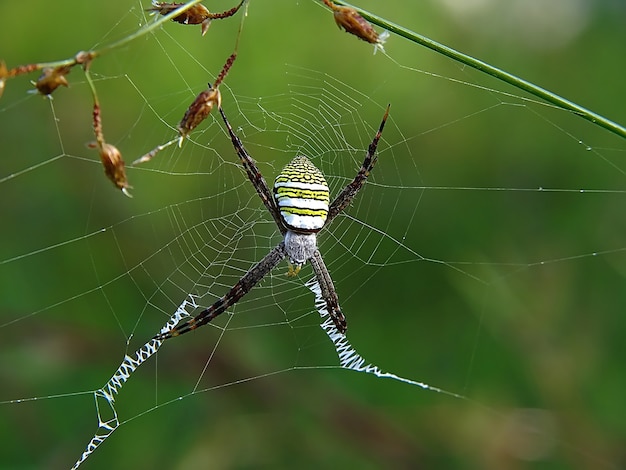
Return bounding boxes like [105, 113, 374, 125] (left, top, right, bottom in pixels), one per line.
[133, 52, 235, 164]
[176, 52, 235, 144]
[34, 66, 71, 96]
[322, 0, 389, 53]
[147, 1, 244, 36]
[177, 85, 221, 142]
[91, 102, 132, 196]
[0, 61, 7, 99]
[90, 142, 132, 197]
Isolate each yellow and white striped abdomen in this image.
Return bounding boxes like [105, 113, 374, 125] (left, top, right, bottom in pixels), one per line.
[274, 156, 330, 232]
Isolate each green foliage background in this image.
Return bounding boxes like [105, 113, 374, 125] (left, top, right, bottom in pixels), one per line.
[1, 1, 625, 469]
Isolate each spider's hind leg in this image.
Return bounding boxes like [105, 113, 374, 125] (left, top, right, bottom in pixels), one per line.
[309, 250, 347, 334]
[155, 243, 287, 340]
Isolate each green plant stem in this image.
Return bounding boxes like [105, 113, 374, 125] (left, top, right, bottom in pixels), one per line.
[97, 0, 206, 56]
[332, 1, 626, 140]
[18, 0, 205, 70]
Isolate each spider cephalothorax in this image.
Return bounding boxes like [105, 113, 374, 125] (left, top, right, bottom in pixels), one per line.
[155, 104, 389, 340]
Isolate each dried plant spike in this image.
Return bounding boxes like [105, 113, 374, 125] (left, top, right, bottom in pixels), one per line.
[214, 53, 236, 88]
[322, 0, 389, 53]
[89, 142, 133, 197]
[133, 53, 235, 163]
[1, 61, 41, 98]
[176, 52, 234, 144]
[2, 61, 39, 79]
[100, 143, 133, 197]
[92, 102, 106, 148]
[147, 2, 211, 31]
[204, 0, 245, 20]
[34, 66, 71, 96]
[91, 102, 132, 196]
[0, 61, 7, 99]
[177, 85, 221, 145]
[147, 1, 244, 36]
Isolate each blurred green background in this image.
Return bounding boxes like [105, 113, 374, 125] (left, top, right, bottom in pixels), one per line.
[1, 1, 626, 469]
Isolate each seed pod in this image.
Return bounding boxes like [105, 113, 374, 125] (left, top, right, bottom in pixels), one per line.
[34, 66, 71, 96]
[0, 61, 7, 99]
[91, 102, 132, 196]
[134, 52, 235, 163]
[147, 1, 244, 36]
[322, 0, 389, 53]
[94, 142, 133, 197]
[177, 85, 221, 142]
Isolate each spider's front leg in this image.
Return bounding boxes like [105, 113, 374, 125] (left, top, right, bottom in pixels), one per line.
[218, 106, 285, 234]
[327, 104, 390, 224]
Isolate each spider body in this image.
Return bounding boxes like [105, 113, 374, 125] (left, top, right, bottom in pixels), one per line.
[274, 155, 329, 272]
[274, 155, 330, 232]
[155, 104, 389, 341]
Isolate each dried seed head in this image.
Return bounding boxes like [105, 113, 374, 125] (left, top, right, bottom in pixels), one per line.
[323, 1, 388, 53]
[148, 2, 210, 22]
[0, 61, 7, 99]
[135, 53, 235, 164]
[175, 52, 233, 143]
[148, 1, 243, 36]
[94, 142, 132, 197]
[1, 61, 40, 99]
[213, 53, 236, 88]
[90, 102, 131, 195]
[34, 66, 71, 96]
[177, 85, 221, 143]
[92, 102, 105, 148]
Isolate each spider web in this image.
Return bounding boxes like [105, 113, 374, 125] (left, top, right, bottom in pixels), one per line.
[1, 1, 626, 468]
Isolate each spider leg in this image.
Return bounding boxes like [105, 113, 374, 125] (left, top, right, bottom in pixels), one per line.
[309, 250, 347, 333]
[218, 106, 286, 234]
[155, 243, 287, 340]
[327, 104, 390, 223]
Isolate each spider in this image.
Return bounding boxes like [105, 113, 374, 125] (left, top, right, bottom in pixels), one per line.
[155, 104, 390, 340]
